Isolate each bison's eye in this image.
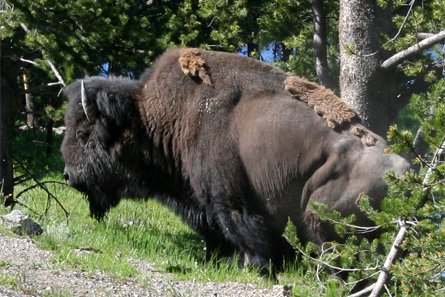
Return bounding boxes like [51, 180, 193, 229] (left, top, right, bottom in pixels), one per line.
[76, 130, 90, 145]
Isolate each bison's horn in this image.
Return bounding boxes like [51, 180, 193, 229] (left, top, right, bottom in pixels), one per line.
[81, 80, 96, 122]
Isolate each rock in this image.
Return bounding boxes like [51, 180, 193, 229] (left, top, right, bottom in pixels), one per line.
[0, 210, 43, 236]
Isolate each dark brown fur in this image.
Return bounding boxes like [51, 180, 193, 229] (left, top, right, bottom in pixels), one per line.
[61, 48, 409, 277]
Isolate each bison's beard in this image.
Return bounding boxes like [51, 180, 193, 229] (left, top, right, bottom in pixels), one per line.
[70, 154, 143, 221]
[86, 190, 120, 220]
[83, 169, 148, 221]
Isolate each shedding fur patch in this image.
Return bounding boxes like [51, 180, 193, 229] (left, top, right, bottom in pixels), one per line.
[284, 76, 377, 146]
[284, 75, 358, 129]
[350, 126, 377, 147]
[178, 48, 213, 86]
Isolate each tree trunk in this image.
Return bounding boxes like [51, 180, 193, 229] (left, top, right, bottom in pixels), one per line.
[23, 72, 36, 127]
[0, 41, 18, 206]
[247, 42, 259, 59]
[339, 0, 396, 136]
[309, 0, 336, 89]
[0, 77, 14, 206]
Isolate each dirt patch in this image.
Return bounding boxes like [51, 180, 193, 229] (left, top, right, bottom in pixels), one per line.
[0, 233, 290, 296]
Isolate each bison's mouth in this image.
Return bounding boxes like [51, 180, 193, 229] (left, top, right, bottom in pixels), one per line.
[64, 174, 88, 193]
[63, 166, 91, 193]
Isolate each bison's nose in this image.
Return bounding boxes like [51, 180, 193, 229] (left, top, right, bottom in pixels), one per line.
[63, 169, 70, 182]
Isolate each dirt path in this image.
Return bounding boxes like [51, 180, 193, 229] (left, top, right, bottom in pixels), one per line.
[0, 233, 290, 297]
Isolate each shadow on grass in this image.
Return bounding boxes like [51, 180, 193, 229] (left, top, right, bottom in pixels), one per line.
[165, 264, 194, 274]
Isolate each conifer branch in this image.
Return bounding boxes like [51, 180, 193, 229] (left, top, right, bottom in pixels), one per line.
[351, 136, 445, 297]
[20, 22, 66, 87]
[381, 30, 445, 69]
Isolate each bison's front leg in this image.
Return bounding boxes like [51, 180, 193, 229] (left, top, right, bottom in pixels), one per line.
[194, 221, 237, 262]
[211, 200, 291, 278]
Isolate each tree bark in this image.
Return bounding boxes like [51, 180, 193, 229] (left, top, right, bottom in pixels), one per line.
[339, 0, 396, 136]
[0, 40, 18, 206]
[23, 72, 36, 127]
[309, 0, 336, 89]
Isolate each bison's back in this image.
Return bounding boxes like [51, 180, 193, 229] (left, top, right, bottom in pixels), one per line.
[143, 48, 288, 100]
[138, 48, 291, 159]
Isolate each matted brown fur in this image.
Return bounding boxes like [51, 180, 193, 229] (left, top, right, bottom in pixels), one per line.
[350, 126, 377, 146]
[178, 48, 213, 86]
[284, 75, 377, 146]
[284, 75, 358, 129]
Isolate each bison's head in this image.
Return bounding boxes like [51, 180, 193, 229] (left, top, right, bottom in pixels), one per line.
[61, 76, 144, 219]
[301, 126, 410, 237]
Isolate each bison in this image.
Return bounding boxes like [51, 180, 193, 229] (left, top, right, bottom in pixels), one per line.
[61, 48, 409, 276]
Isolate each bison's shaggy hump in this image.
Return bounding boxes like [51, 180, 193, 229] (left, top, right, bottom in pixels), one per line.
[284, 75, 358, 128]
[140, 48, 290, 149]
[157, 48, 286, 92]
[178, 48, 213, 86]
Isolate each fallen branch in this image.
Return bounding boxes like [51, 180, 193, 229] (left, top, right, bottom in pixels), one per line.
[13, 157, 69, 218]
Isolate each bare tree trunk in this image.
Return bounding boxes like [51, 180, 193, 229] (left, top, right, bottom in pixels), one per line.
[22, 72, 36, 127]
[309, 0, 336, 89]
[0, 77, 14, 205]
[0, 41, 18, 206]
[339, 0, 396, 136]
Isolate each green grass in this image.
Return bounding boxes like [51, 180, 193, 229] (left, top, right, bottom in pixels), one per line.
[0, 273, 18, 288]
